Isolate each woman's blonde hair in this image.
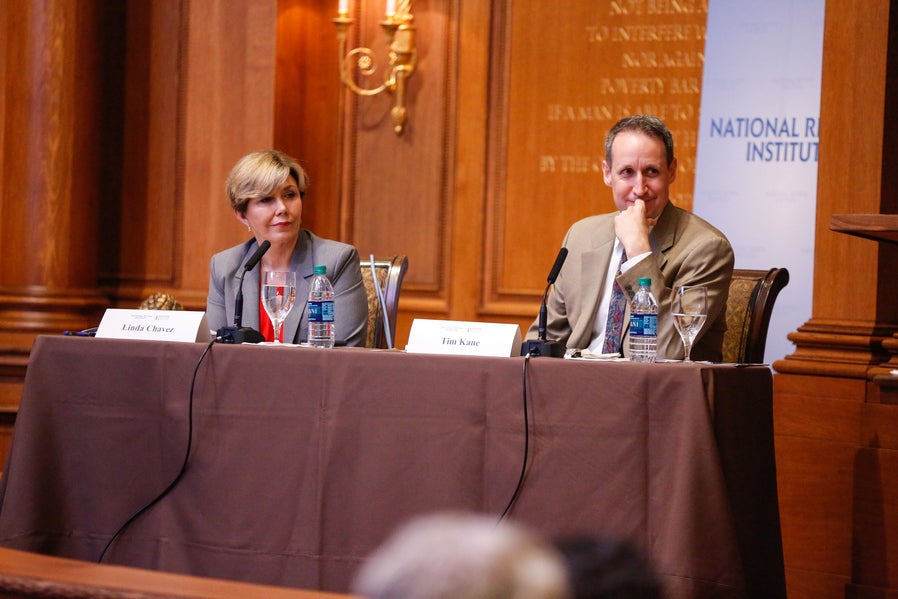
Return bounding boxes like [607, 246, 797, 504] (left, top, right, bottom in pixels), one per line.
[226, 150, 310, 213]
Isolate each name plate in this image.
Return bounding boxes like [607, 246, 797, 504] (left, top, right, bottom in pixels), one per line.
[96, 309, 212, 343]
[405, 319, 522, 357]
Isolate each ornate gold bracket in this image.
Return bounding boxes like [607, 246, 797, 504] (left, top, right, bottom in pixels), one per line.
[334, 2, 417, 135]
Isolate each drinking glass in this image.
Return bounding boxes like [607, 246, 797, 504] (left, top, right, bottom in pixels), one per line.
[261, 271, 296, 343]
[671, 286, 708, 362]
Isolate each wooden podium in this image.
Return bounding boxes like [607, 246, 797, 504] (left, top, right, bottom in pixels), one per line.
[771, 203, 898, 597]
[830, 213, 898, 401]
[830, 213, 898, 245]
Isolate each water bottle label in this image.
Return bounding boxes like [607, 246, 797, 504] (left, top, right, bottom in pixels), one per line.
[308, 300, 335, 323]
[629, 313, 657, 336]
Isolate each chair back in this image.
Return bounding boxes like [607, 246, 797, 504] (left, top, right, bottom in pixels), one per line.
[722, 268, 790, 364]
[138, 293, 183, 310]
[361, 255, 409, 348]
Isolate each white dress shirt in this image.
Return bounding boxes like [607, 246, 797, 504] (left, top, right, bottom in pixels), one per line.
[587, 239, 651, 352]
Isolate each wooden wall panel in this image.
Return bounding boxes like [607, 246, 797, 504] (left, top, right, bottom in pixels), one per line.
[179, 0, 278, 297]
[852, 403, 898, 593]
[106, 0, 277, 308]
[0, 0, 115, 408]
[106, 1, 180, 290]
[279, 1, 708, 342]
[289, 0, 709, 342]
[775, 372, 898, 598]
[0, 1, 5, 219]
[785, 569, 852, 599]
[2, 0, 78, 287]
[274, 0, 461, 347]
[776, 436, 854, 596]
[803, 0, 898, 327]
[775, 375, 862, 584]
[275, 0, 343, 241]
[348, 0, 456, 303]
[0, 0, 110, 340]
[483, 0, 706, 326]
[439, 0, 491, 332]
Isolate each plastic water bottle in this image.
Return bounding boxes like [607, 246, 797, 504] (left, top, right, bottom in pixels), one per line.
[629, 277, 658, 363]
[308, 265, 335, 348]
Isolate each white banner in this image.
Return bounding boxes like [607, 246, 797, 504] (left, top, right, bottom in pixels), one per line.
[693, 0, 825, 364]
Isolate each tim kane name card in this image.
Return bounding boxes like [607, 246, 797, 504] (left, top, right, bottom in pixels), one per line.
[96, 309, 211, 343]
[405, 319, 522, 357]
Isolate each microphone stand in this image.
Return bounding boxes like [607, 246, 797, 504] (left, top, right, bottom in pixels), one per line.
[216, 241, 270, 344]
[521, 248, 567, 358]
[217, 272, 266, 343]
[521, 288, 566, 357]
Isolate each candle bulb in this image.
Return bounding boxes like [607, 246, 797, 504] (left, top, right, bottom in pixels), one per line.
[338, 0, 348, 15]
[386, 0, 396, 16]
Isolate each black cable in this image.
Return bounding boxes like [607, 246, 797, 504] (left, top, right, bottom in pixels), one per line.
[498, 353, 532, 523]
[97, 337, 216, 563]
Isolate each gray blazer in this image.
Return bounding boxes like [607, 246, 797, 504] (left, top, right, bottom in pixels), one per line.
[207, 230, 368, 346]
[527, 202, 734, 362]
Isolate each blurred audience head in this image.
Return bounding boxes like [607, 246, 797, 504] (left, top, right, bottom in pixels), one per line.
[554, 534, 664, 599]
[352, 512, 571, 599]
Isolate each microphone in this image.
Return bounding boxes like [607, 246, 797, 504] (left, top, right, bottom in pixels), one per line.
[216, 240, 271, 344]
[234, 240, 270, 328]
[521, 247, 568, 358]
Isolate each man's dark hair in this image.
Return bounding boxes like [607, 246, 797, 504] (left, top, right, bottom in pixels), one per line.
[604, 115, 675, 167]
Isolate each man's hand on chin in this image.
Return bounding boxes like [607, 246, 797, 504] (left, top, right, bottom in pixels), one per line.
[614, 199, 653, 257]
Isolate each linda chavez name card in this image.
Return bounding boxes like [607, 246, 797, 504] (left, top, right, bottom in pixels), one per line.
[405, 319, 522, 357]
[96, 309, 212, 343]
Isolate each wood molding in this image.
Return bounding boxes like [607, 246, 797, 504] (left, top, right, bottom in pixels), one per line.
[773, 318, 898, 378]
[0, 287, 108, 331]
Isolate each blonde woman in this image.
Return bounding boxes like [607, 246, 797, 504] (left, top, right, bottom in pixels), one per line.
[207, 150, 367, 346]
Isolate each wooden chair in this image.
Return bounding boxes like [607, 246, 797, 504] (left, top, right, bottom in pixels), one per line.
[360, 255, 408, 348]
[722, 268, 790, 364]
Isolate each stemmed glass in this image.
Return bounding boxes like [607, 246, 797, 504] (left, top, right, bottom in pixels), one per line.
[261, 271, 296, 344]
[671, 286, 708, 362]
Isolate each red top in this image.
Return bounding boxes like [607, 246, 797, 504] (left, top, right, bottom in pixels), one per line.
[259, 296, 275, 342]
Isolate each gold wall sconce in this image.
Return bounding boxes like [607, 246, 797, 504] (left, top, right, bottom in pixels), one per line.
[334, 1, 417, 135]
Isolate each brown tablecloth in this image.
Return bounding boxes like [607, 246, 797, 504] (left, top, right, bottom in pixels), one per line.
[0, 336, 784, 598]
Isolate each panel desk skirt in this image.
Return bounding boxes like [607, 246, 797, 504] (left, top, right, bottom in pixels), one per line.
[0, 336, 785, 599]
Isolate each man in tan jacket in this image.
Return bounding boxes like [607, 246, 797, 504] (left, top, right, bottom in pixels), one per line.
[527, 115, 734, 362]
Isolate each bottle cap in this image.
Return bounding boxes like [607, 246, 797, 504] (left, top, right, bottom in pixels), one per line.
[314, 265, 327, 275]
[638, 277, 651, 286]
